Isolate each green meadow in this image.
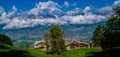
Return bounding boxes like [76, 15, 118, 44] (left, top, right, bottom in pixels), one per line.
[0, 43, 102, 57]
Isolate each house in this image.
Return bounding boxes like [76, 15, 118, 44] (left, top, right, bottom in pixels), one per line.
[65, 40, 88, 49]
[34, 40, 88, 50]
[34, 40, 46, 50]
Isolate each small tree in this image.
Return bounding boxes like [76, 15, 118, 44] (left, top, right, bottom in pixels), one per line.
[0, 34, 13, 45]
[44, 25, 66, 55]
[25, 44, 30, 48]
[91, 25, 105, 47]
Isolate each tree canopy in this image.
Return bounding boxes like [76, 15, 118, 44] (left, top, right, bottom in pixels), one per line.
[91, 25, 105, 47]
[100, 7, 120, 51]
[44, 25, 66, 55]
[91, 7, 120, 51]
[0, 34, 13, 45]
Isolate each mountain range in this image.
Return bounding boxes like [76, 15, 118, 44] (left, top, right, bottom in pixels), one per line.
[0, 21, 105, 47]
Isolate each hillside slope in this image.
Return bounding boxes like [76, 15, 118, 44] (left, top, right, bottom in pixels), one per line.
[0, 43, 102, 57]
[0, 22, 105, 47]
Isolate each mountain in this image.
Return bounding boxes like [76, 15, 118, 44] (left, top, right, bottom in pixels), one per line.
[0, 22, 105, 47]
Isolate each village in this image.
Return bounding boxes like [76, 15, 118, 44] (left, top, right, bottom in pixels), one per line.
[34, 40, 88, 50]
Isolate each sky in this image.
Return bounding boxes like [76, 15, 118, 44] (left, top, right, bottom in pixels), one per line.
[0, 0, 120, 29]
[0, 0, 115, 11]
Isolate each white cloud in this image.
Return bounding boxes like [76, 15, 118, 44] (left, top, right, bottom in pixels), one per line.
[7, 6, 17, 18]
[3, 17, 64, 29]
[113, 0, 120, 7]
[0, 1, 110, 29]
[28, 1, 61, 15]
[1, 12, 7, 19]
[0, 18, 10, 24]
[64, 1, 70, 7]
[0, 6, 4, 14]
[0, 6, 10, 24]
[3, 13, 107, 29]
[61, 13, 107, 24]
[3, 18, 39, 29]
[83, 6, 91, 14]
[97, 6, 113, 15]
[0, 6, 7, 19]
[12, 6, 17, 11]
[66, 8, 80, 15]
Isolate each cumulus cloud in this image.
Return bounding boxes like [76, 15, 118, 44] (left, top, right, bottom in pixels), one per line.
[0, 6, 10, 24]
[0, 6, 4, 14]
[3, 13, 107, 29]
[65, 8, 80, 15]
[0, 18, 10, 25]
[3, 17, 65, 29]
[64, 1, 69, 7]
[97, 6, 113, 15]
[0, 1, 111, 29]
[60, 13, 107, 24]
[113, 0, 120, 7]
[28, 0, 61, 15]
[7, 6, 17, 18]
[83, 6, 91, 14]
[0, 6, 7, 19]
[97, 0, 120, 15]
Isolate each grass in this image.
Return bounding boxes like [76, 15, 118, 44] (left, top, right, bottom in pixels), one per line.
[0, 44, 102, 57]
[0, 43, 33, 57]
[26, 48, 102, 57]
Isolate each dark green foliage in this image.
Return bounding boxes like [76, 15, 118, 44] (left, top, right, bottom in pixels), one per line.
[100, 7, 120, 51]
[0, 34, 13, 45]
[114, 7, 120, 16]
[0, 43, 9, 49]
[44, 25, 66, 55]
[91, 25, 105, 47]
[0, 50, 33, 57]
[91, 7, 120, 51]
[87, 49, 120, 57]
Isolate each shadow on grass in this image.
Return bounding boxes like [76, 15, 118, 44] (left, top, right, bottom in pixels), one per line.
[0, 44, 9, 49]
[0, 49, 34, 57]
[0, 44, 34, 57]
[86, 50, 120, 57]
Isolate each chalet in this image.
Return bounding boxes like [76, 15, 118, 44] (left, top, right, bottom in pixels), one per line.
[34, 40, 88, 50]
[34, 40, 46, 50]
[65, 40, 88, 49]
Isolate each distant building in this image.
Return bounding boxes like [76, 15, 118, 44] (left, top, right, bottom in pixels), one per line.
[65, 40, 88, 49]
[34, 40, 88, 50]
[34, 40, 46, 50]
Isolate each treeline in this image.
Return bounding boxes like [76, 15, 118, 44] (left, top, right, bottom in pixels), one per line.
[91, 7, 120, 51]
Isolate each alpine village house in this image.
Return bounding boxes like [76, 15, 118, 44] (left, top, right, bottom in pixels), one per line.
[34, 40, 88, 50]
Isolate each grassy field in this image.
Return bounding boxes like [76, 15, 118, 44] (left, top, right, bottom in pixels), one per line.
[0, 44, 102, 57]
[25, 48, 101, 57]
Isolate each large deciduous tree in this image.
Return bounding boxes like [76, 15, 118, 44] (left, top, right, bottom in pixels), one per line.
[100, 7, 120, 51]
[44, 25, 66, 55]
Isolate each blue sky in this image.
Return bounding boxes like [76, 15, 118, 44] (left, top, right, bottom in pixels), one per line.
[0, 0, 115, 11]
[0, 0, 120, 29]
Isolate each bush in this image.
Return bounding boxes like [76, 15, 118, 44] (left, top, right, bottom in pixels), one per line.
[0, 34, 13, 45]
